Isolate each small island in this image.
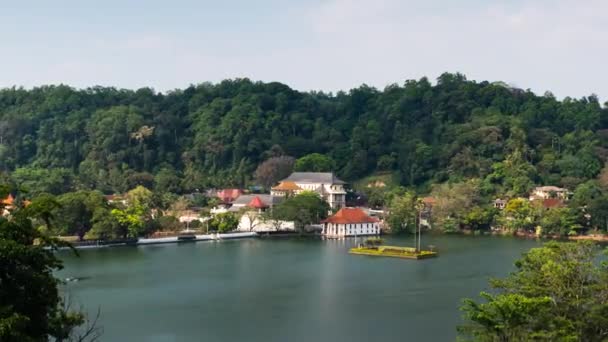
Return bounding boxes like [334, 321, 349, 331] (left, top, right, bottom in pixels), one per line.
[349, 238, 438, 260]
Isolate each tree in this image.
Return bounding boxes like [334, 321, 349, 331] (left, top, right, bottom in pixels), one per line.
[430, 180, 481, 232]
[54, 190, 109, 240]
[459, 241, 608, 341]
[253, 156, 295, 189]
[498, 198, 537, 233]
[272, 191, 329, 232]
[294, 153, 335, 172]
[110, 207, 145, 238]
[208, 212, 239, 233]
[0, 187, 100, 341]
[154, 167, 182, 194]
[386, 192, 418, 233]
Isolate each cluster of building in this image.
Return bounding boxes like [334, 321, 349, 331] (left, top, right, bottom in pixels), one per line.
[493, 186, 571, 210]
[210, 172, 380, 237]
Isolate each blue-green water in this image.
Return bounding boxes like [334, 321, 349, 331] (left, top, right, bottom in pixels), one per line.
[58, 235, 539, 342]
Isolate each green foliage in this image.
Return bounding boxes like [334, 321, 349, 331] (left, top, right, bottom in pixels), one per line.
[386, 192, 419, 233]
[294, 153, 335, 172]
[430, 180, 481, 232]
[272, 191, 329, 232]
[111, 207, 145, 238]
[0, 188, 93, 341]
[53, 190, 109, 239]
[459, 241, 608, 341]
[208, 212, 239, 233]
[0, 76, 605, 199]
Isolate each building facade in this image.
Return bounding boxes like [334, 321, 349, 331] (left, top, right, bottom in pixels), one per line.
[321, 207, 380, 238]
[271, 172, 346, 209]
[529, 186, 569, 201]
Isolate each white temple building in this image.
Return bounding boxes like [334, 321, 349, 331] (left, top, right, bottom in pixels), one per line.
[321, 207, 380, 238]
[271, 172, 346, 209]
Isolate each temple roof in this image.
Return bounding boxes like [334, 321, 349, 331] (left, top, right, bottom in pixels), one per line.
[271, 181, 302, 191]
[322, 207, 378, 224]
[248, 196, 269, 209]
[1, 194, 14, 206]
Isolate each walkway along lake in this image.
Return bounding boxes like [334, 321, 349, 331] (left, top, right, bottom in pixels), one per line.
[57, 235, 540, 342]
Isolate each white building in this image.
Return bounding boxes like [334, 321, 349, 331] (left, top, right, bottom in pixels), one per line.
[232, 195, 294, 232]
[271, 172, 346, 209]
[529, 186, 569, 201]
[321, 207, 380, 238]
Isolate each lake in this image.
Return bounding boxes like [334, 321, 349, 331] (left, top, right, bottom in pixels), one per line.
[57, 235, 540, 342]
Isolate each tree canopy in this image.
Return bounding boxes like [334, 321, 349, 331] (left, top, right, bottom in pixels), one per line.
[459, 241, 608, 341]
[0, 75, 605, 194]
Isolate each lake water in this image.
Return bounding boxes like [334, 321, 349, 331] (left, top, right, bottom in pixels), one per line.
[58, 235, 540, 342]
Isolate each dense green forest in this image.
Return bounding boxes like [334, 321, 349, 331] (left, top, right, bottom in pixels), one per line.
[0, 73, 606, 197]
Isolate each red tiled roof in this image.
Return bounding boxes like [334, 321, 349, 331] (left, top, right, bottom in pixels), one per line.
[1, 194, 14, 206]
[322, 207, 378, 224]
[422, 197, 436, 205]
[248, 196, 268, 209]
[272, 181, 302, 191]
[217, 189, 243, 203]
[542, 198, 563, 208]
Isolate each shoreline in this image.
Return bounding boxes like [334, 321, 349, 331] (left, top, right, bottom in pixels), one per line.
[54, 232, 258, 250]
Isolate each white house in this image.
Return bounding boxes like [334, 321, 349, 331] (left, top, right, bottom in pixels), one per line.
[321, 207, 380, 238]
[529, 186, 569, 201]
[232, 195, 294, 232]
[271, 172, 346, 209]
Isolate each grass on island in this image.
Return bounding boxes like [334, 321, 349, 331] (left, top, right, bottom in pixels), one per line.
[349, 245, 438, 260]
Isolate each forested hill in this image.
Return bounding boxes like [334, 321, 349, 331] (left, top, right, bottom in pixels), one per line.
[0, 73, 606, 196]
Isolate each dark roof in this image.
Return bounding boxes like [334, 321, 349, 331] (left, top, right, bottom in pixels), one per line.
[283, 172, 345, 185]
[231, 194, 283, 207]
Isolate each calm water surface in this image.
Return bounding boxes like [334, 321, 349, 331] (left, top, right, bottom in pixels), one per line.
[58, 235, 539, 342]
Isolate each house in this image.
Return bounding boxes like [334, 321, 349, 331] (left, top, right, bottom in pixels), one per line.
[321, 207, 380, 238]
[538, 198, 565, 209]
[1, 194, 14, 216]
[104, 194, 127, 206]
[529, 186, 569, 201]
[229, 194, 283, 212]
[233, 195, 294, 232]
[216, 189, 244, 204]
[494, 198, 507, 210]
[271, 172, 346, 209]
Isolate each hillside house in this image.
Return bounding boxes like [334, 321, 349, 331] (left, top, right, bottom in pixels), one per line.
[529, 186, 569, 201]
[271, 172, 346, 209]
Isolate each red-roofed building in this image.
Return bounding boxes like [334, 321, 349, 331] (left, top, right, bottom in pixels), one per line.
[1, 194, 14, 207]
[1, 194, 14, 216]
[248, 196, 269, 211]
[540, 198, 564, 209]
[321, 207, 380, 237]
[217, 189, 244, 204]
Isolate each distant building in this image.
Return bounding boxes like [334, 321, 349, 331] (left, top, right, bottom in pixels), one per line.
[216, 189, 244, 204]
[1, 194, 14, 216]
[321, 207, 380, 238]
[271, 172, 346, 209]
[494, 198, 507, 210]
[529, 186, 569, 201]
[104, 194, 127, 205]
[229, 194, 283, 212]
[538, 198, 565, 209]
[233, 195, 294, 232]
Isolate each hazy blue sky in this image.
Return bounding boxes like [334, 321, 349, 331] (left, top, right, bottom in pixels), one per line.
[1, 0, 606, 99]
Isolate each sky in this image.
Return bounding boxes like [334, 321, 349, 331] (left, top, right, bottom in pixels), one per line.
[1, 0, 607, 99]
